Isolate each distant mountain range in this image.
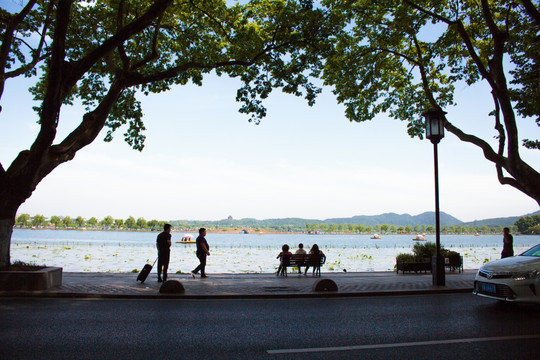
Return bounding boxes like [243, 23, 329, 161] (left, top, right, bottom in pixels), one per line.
[322, 210, 540, 227]
[173, 210, 540, 228]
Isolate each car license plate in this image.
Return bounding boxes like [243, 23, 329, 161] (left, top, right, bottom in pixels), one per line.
[480, 283, 496, 293]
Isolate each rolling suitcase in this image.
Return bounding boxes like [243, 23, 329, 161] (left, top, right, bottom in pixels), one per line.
[137, 258, 157, 283]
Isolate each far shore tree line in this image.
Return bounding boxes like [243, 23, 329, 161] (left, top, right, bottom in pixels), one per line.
[13, 213, 540, 235]
[514, 215, 540, 235]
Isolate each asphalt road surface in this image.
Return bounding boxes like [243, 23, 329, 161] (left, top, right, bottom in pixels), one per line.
[1, 293, 539, 359]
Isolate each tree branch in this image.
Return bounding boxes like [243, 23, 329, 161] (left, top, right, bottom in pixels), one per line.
[496, 163, 524, 191]
[520, 0, 540, 26]
[492, 90, 505, 156]
[444, 116, 529, 195]
[49, 81, 124, 160]
[131, 11, 164, 71]
[69, 0, 173, 87]
[116, 0, 131, 69]
[444, 119, 505, 167]
[480, 0, 520, 161]
[3, 0, 54, 80]
[0, 0, 39, 103]
[411, 32, 437, 106]
[32, 0, 73, 155]
[123, 44, 281, 87]
[402, 0, 494, 87]
[189, 0, 232, 43]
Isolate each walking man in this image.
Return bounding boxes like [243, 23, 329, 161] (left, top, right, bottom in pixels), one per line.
[156, 223, 172, 282]
[190, 228, 210, 278]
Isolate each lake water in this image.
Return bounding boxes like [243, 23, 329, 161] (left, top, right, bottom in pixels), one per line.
[10, 229, 540, 274]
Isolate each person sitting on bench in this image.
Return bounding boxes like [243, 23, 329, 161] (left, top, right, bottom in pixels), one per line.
[304, 244, 326, 276]
[276, 244, 292, 276]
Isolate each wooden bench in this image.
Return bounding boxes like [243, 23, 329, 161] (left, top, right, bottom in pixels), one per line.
[278, 253, 326, 277]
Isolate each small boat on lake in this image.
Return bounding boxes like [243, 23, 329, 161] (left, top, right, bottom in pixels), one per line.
[176, 234, 196, 244]
[370, 234, 381, 239]
[413, 234, 427, 241]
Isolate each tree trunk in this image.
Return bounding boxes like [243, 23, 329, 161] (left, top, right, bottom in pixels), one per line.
[0, 213, 15, 270]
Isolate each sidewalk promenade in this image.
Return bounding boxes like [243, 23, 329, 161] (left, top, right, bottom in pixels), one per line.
[0, 270, 477, 299]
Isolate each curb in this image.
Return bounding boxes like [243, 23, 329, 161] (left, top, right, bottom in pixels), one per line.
[0, 287, 474, 300]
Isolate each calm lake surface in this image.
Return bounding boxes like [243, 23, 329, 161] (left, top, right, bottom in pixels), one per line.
[10, 229, 540, 273]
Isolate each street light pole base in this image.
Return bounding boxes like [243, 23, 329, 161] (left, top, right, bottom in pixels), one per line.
[432, 254, 446, 286]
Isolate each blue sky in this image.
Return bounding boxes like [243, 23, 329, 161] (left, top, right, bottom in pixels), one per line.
[2, 71, 539, 223]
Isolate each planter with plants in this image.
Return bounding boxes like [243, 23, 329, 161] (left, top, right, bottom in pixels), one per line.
[0, 261, 62, 291]
[395, 242, 462, 274]
[395, 253, 431, 273]
[441, 249, 464, 272]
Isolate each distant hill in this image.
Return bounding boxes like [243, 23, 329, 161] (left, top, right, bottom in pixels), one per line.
[171, 210, 539, 229]
[461, 209, 540, 228]
[323, 212, 461, 227]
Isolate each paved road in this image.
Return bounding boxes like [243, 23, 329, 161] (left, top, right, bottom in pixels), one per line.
[1, 294, 539, 359]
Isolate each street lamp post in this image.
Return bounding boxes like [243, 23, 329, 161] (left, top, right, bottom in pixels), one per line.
[423, 108, 446, 286]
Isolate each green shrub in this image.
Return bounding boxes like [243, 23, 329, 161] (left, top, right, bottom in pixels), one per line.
[440, 249, 459, 257]
[413, 242, 437, 258]
[396, 253, 416, 263]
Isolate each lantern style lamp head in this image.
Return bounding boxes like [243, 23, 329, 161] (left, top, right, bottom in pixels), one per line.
[423, 108, 447, 144]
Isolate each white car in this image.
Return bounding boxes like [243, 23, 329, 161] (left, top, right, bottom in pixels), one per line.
[473, 243, 540, 303]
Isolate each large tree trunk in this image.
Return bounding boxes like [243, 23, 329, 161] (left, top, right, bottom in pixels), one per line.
[0, 206, 17, 269]
[0, 162, 44, 269]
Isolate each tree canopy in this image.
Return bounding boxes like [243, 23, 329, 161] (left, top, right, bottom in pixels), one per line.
[322, 0, 540, 204]
[515, 214, 540, 234]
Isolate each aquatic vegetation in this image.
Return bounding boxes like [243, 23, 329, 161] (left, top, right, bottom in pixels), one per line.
[9, 234, 537, 273]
